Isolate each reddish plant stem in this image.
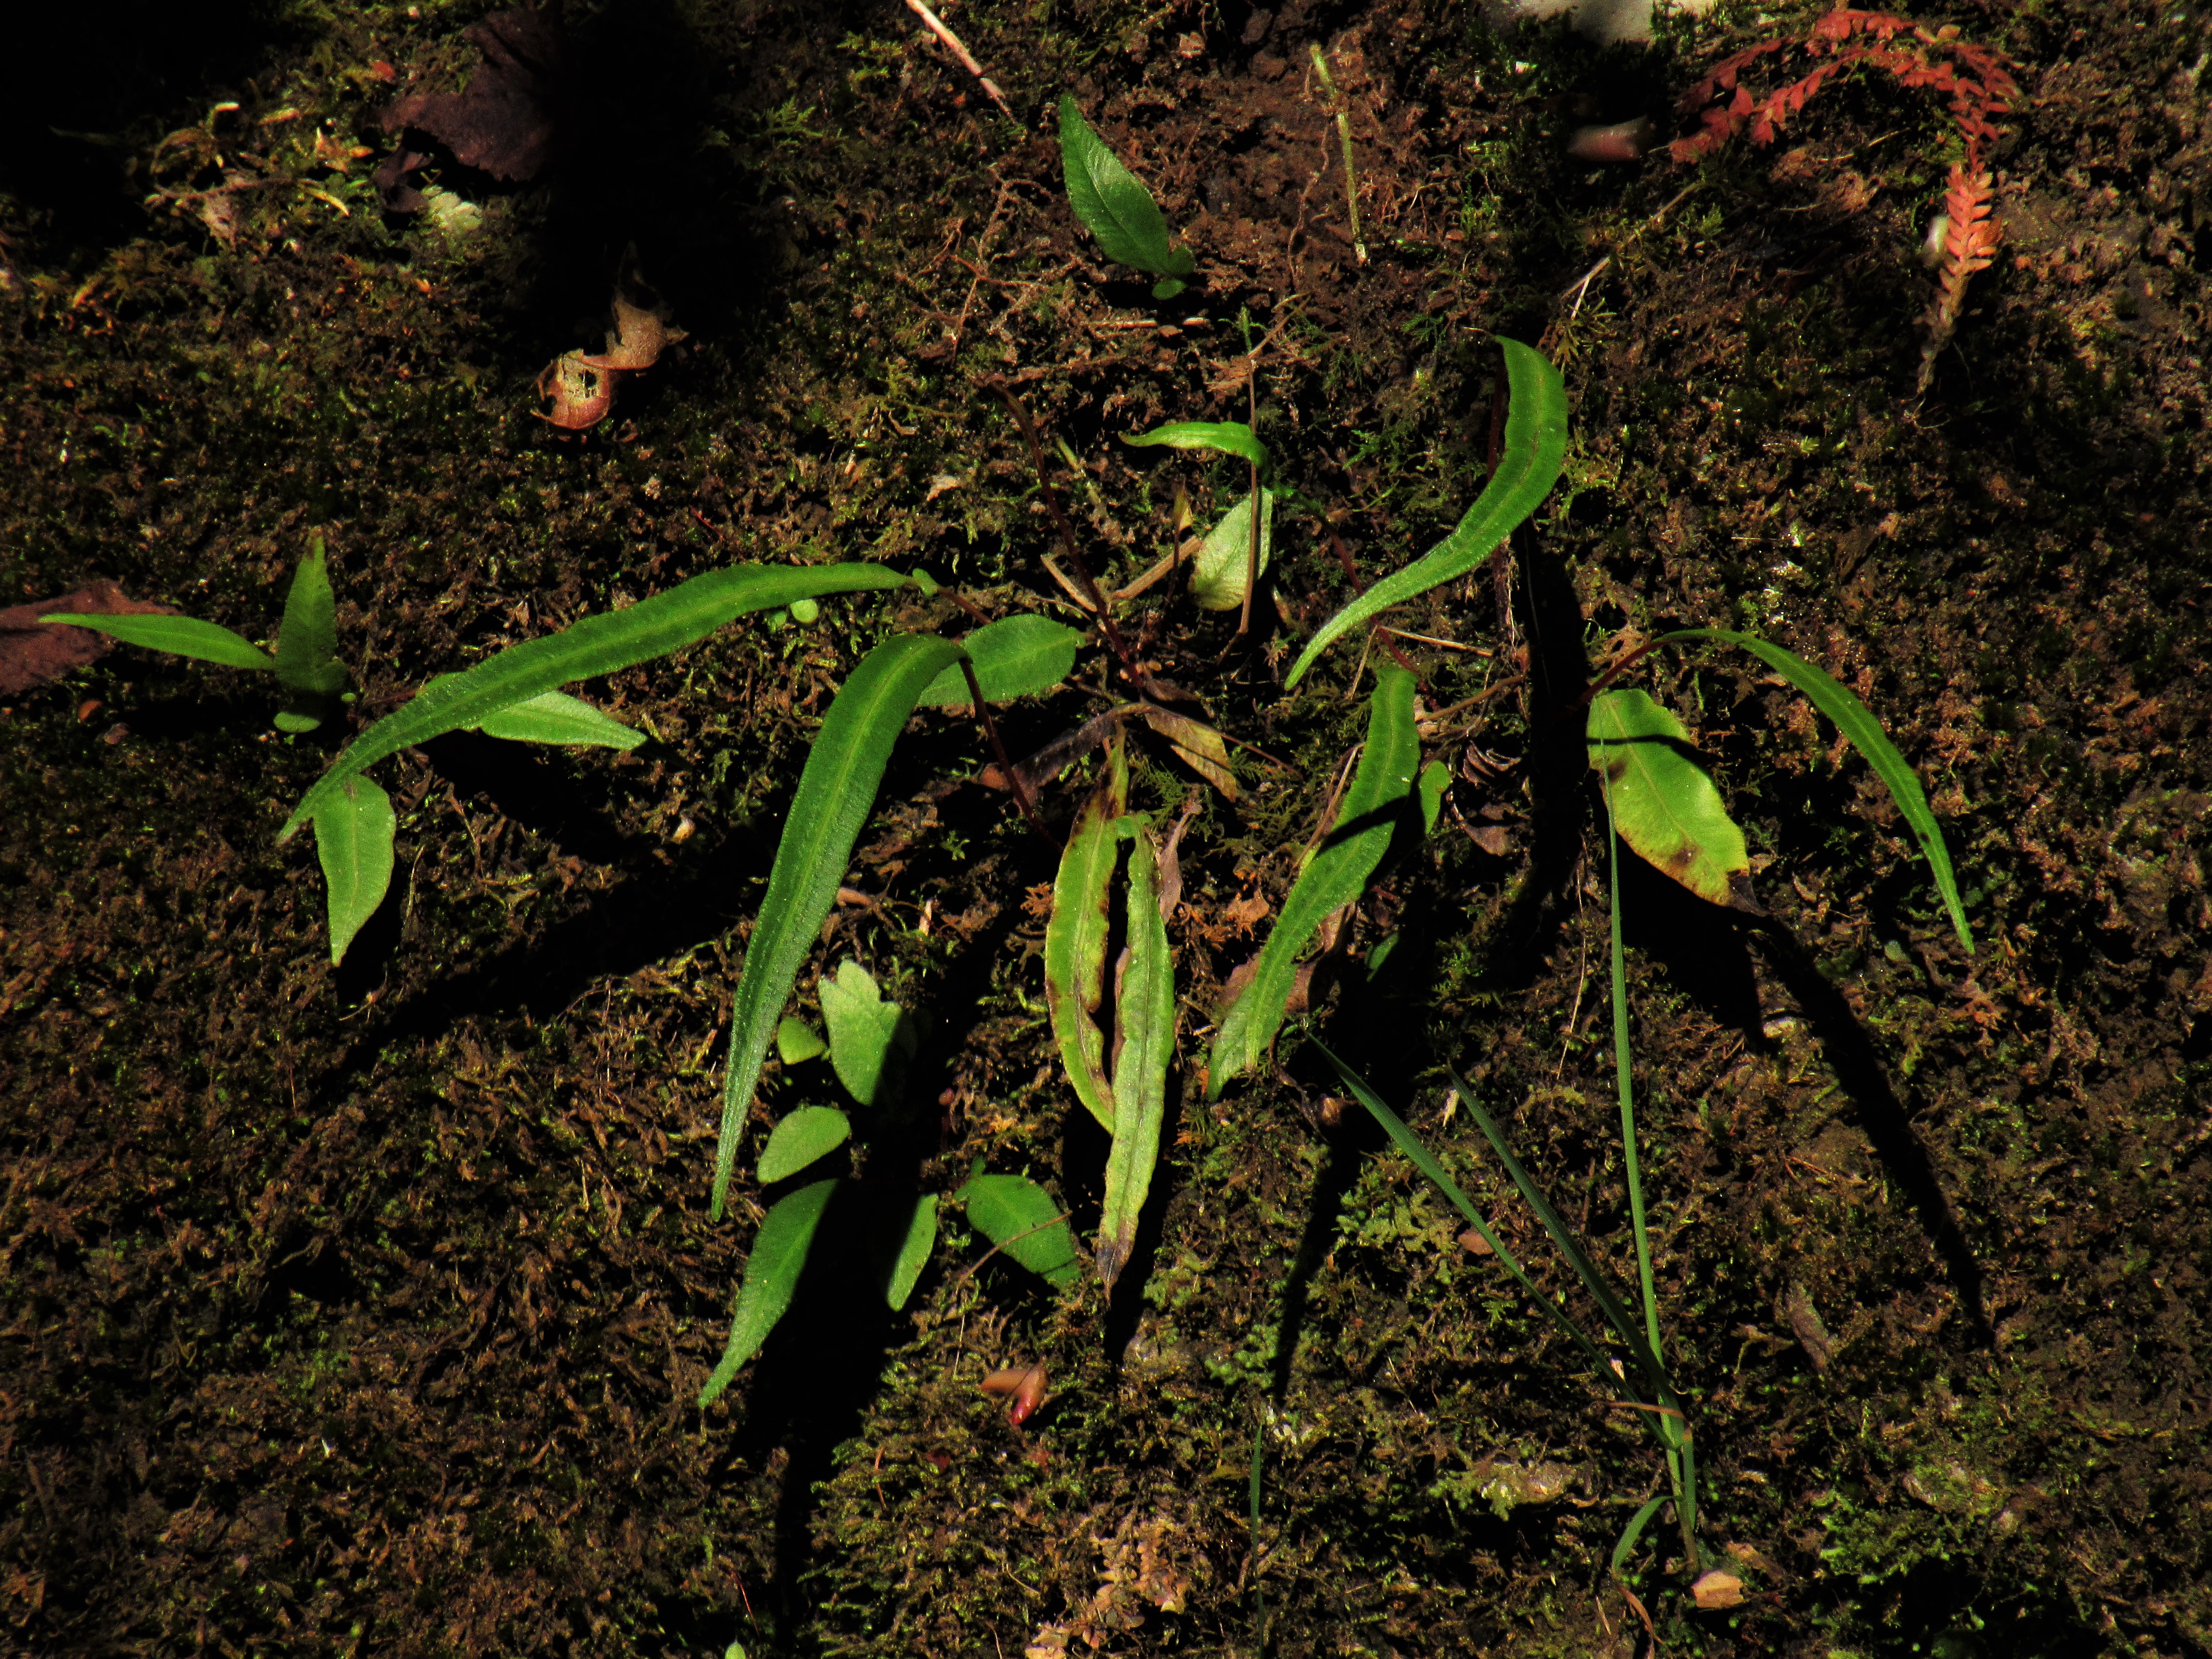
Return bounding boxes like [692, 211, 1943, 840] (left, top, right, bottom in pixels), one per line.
[959, 655, 1043, 835]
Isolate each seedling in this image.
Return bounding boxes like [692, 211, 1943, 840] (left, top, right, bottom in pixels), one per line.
[1058, 96, 1196, 299]
[43, 535, 351, 732]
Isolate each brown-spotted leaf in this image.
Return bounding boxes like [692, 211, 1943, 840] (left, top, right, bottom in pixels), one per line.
[1139, 705, 1238, 801]
[1586, 688, 1759, 912]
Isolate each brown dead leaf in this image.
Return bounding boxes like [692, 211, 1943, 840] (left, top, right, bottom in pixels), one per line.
[381, 5, 565, 186]
[578, 294, 687, 371]
[1223, 891, 1271, 933]
[1139, 704, 1238, 801]
[0, 584, 172, 696]
[533, 350, 615, 430]
[1691, 1569, 1745, 1610]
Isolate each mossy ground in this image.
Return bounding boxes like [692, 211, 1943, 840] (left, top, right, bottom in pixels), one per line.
[2, 0, 2208, 1654]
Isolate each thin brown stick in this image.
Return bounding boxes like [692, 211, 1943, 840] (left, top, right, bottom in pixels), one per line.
[984, 380, 1134, 673]
[902, 0, 1014, 119]
[959, 657, 1042, 836]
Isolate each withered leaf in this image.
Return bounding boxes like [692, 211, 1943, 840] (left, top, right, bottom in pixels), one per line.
[381, 6, 565, 186]
[0, 584, 171, 697]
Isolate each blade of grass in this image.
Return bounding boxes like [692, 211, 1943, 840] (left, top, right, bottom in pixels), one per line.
[281, 563, 909, 843]
[1097, 829, 1174, 1290]
[41, 613, 276, 673]
[1656, 628, 1972, 950]
[1046, 739, 1129, 1132]
[1286, 339, 1567, 688]
[712, 632, 968, 1218]
[1208, 666, 1418, 1096]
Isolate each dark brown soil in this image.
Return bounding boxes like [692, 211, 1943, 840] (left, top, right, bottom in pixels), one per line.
[2, 1, 2207, 1655]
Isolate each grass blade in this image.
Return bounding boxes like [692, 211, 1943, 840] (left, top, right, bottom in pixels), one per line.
[1046, 739, 1129, 1132]
[1286, 339, 1566, 688]
[1097, 830, 1174, 1290]
[471, 689, 643, 748]
[312, 773, 395, 967]
[1657, 628, 1972, 950]
[1587, 688, 1754, 910]
[916, 614, 1082, 707]
[1122, 420, 1268, 474]
[1058, 95, 1194, 288]
[757, 1106, 852, 1184]
[698, 1178, 839, 1406]
[42, 613, 275, 673]
[275, 537, 346, 697]
[280, 563, 909, 843]
[712, 632, 967, 1219]
[961, 1173, 1082, 1286]
[1208, 666, 1419, 1096]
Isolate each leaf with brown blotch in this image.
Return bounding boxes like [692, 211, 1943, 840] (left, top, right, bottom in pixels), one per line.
[1139, 705, 1238, 801]
[533, 350, 615, 430]
[380, 5, 565, 184]
[0, 584, 172, 696]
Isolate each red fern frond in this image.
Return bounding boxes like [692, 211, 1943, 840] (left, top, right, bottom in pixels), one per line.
[1917, 166, 2003, 388]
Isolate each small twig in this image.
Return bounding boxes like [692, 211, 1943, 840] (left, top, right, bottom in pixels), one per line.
[902, 0, 1014, 119]
[1380, 627, 1491, 655]
[959, 656, 1044, 836]
[1309, 46, 1366, 264]
[1238, 309, 1263, 638]
[985, 379, 1136, 674]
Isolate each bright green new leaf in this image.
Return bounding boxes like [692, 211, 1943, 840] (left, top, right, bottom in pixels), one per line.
[1058, 96, 1195, 291]
[1208, 665, 1420, 1096]
[916, 614, 1082, 707]
[1189, 489, 1274, 613]
[1097, 830, 1174, 1291]
[776, 1018, 828, 1065]
[820, 960, 916, 1108]
[275, 539, 346, 697]
[698, 1178, 838, 1406]
[712, 633, 968, 1219]
[41, 613, 276, 673]
[1045, 741, 1129, 1132]
[281, 563, 910, 843]
[1286, 339, 1568, 687]
[1657, 628, 1972, 951]
[1122, 421, 1268, 475]
[473, 689, 642, 749]
[757, 1106, 851, 1184]
[313, 773, 396, 967]
[1586, 688, 1755, 911]
[884, 1193, 938, 1311]
[961, 1173, 1082, 1287]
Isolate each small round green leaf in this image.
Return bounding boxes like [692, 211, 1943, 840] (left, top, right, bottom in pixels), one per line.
[821, 960, 917, 1108]
[757, 1106, 851, 1184]
[776, 1017, 828, 1065]
[960, 1173, 1082, 1286]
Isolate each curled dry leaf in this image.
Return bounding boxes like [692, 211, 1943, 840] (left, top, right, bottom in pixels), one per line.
[1691, 1569, 1745, 1610]
[380, 5, 565, 190]
[981, 1363, 1049, 1426]
[534, 351, 614, 430]
[578, 294, 687, 371]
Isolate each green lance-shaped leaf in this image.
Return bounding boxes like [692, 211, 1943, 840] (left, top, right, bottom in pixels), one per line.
[1286, 339, 1568, 688]
[1045, 740, 1130, 1132]
[313, 773, 396, 967]
[473, 690, 642, 748]
[1208, 665, 1420, 1096]
[916, 614, 1082, 708]
[1189, 488, 1274, 613]
[757, 1106, 852, 1184]
[1058, 95, 1196, 297]
[280, 563, 909, 843]
[275, 538, 347, 697]
[1122, 420, 1269, 476]
[1657, 628, 1972, 951]
[961, 1173, 1082, 1286]
[819, 959, 917, 1109]
[712, 632, 968, 1219]
[698, 1178, 838, 1406]
[1586, 688, 1756, 912]
[40, 613, 276, 673]
[884, 1192, 939, 1311]
[1097, 830, 1174, 1291]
